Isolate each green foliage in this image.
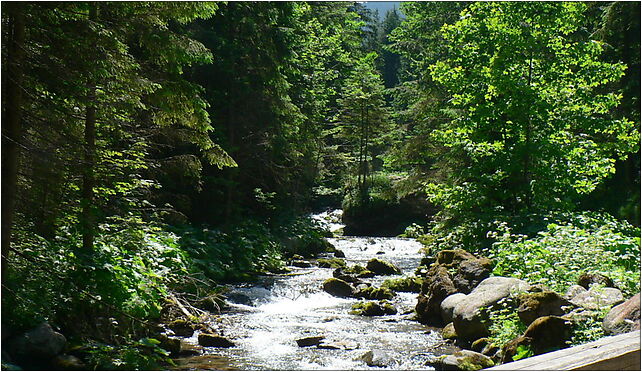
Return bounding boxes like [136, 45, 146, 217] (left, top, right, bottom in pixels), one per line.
[513, 344, 534, 362]
[567, 307, 610, 346]
[485, 212, 640, 296]
[426, 2, 637, 223]
[485, 297, 527, 348]
[83, 338, 173, 370]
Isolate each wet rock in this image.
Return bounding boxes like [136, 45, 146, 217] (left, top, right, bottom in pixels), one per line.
[420, 256, 437, 267]
[426, 350, 494, 371]
[564, 285, 587, 300]
[225, 292, 253, 306]
[481, 343, 500, 358]
[350, 301, 397, 316]
[322, 278, 354, 297]
[333, 249, 346, 258]
[366, 258, 402, 275]
[317, 257, 346, 269]
[382, 276, 422, 293]
[523, 316, 572, 354]
[452, 277, 530, 341]
[168, 319, 195, 337]
[441, 293, 468, 324]
[436, 249, 476, 268]
[603, 293, 640, 335]
[7, 322, 66, 363]
[354, 286, 395, 300]
[578, 273, 614, 290]
[500, 336, 533, 364]
[360, 350, 392, 367]
[296, 336, 324, 347]
[569, 286, 624, 310]
[416, 265, 458, 325]
[198, 334, 235, 348]
[158, 334, 181, 355]
[453, 258, 493, 294]
[471, 338, 490, 353]
[441, 323, 458, 340]
[50, 354, 85, 370]
[291, 260, 312, 268]
[517, 290, 573, 326]
[376, 251, 385, 255]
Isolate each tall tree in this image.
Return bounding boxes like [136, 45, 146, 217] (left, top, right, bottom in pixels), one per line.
[427, 2, 638, 222]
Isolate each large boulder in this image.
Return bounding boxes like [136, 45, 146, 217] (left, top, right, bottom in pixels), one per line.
[416, 265, 458, 325]
[426, 350, 494, 371]
[603, 293, 640, 335]
[569, 286, 624, 310]
[523, 316, 572, 355]
[366, 258, 401, 276]
[436, 250, 476, 268]
[453, 258, 493, 294]
[7, 322, 66, 364]
[322, 278, 354, 298]
[452, 277, 530, 341]
[441, 293, 468, 324]
[517, 291, 573, 326]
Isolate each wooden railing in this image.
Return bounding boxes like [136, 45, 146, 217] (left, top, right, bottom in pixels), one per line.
[486, 330, 640, 370]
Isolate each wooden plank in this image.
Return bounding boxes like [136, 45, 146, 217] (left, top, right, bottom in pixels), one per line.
[486, 330, 640, 371]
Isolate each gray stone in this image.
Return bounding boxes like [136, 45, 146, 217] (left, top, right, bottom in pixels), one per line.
[570, 286, 624, 310]
[452, 277, 530, 341]
[426, 350, 494, 371]
[296, 336, 324, 347]
[453, 258, 493, 294]
[360, 349, 393, 368]
[441, 293, 468, 324]
[564, 285, 587, 300]
[416, 265, 458, 325]
[7, 322, 66, 362]
[603, 293, 640, 335]
[578, 273, 614, 290]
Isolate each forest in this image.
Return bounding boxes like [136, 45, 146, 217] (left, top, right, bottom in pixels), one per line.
[1, 1, 640, 370]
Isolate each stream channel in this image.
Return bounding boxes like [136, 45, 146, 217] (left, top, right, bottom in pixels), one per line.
[175, 210, 450, 370]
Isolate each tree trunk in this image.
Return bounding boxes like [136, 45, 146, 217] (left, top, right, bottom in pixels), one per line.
[2, 3, 26, 281]
[81, 5, 98, 256]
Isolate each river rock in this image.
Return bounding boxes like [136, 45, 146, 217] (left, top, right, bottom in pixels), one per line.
[50, 354, 86, 370]
[452, 277, 530, 341]
[366, 258, 401, 276]
[198, 334, 235, 348]
[354, 285, 395, 300]
[168, 319, 195, 337]
[291, 260, 313, 268]
[426, 350, 494, 371]
[569, 286, 624, 310]
[334, 249, 346, 258]
[578, 273, 614, 289]
[416, 265, 458, 325]
[296, 336, 324, 347]
[322, 278, 354, 297]
[436, 249, 476, 268]
[441, 323, 458, 340]
[317, 257, 346, 269]
[523, 316, 572, 354]
[7, 322, 66, 363]
[350, 301, 397, 316]
[441, 293, 468, 324]
[500, 336, 533, 364]
[517, 290, 573, 326]
[471, 338, 490, 353]
[603, 293, 641, 335]
[453, 258, 493, 294]
[360, 350, 393, 368]
[158, 334, 181, 355]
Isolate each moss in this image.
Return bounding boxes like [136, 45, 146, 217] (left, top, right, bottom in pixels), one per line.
[366, 258, 401, 275]
[355, 286, 395, 300]
[381, 276, 422, 292]
[317, 257, 347, 269]
[349, 301, 397, 316]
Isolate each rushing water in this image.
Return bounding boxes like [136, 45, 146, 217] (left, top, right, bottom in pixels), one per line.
[176, 211, 449, 370]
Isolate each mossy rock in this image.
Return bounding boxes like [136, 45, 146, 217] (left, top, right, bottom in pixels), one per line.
[350, 301, 397, 316]
[355, 286, 395, 300]
[382, 276, 422, 293]
[317, 257, 347, 269]
[167, 319, 195, 337]
[441, 322, 458, 340]
[323, 278, 354, 297]
[198, 334, 235, 348]
[366, 258, 401, 276]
